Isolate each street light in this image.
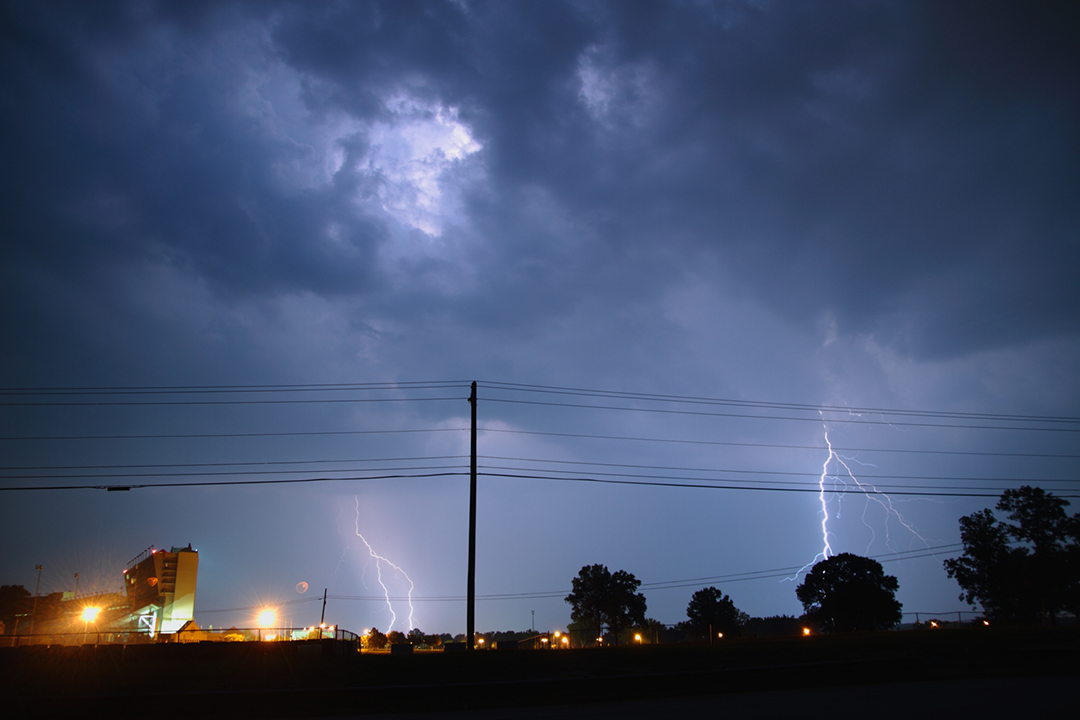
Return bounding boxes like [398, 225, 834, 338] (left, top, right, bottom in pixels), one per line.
[82, 606, 100, 644]
[258, 608, 276, 641]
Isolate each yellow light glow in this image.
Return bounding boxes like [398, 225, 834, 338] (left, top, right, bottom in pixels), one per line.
[258, 609, 276, 628]
[802, 627, 811, 636]
[82, 606, 100, 623]
[634, 634, 642, 642]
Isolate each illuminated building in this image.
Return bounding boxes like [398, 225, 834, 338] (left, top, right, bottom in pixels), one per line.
[119, 545, 199, 637]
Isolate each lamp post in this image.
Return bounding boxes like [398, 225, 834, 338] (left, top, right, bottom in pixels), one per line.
[28, 565, 42, 643]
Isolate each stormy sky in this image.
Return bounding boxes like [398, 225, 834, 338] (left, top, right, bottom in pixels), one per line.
[2, 0, 1078, 635]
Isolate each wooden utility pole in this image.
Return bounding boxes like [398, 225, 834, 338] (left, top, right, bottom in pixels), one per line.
[467, 381, 477, 649]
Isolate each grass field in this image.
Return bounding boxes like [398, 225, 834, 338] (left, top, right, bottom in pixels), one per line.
[2, 626, 1078, 718]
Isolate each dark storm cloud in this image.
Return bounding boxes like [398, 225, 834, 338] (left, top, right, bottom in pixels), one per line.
[0, 0, 385, 305]
[3, 0, 1076, 373]
[265, 0, 1078, 360]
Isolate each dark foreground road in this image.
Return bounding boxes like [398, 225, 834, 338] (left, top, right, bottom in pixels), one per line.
[346, 676, 1077, 720]
[5, 628, 1077, 718]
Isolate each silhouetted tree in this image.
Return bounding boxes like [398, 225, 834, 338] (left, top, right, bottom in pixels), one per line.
[407, 627, 425, 645]
[386, 630, 408, 645]
[363, 627, 388, 649]
[944, 486, 1080, 624]
[685, 586, 749, 638]
[565, 564, 647, 646]
[796, 553, 901, 632]
[0, 585, 30, 635]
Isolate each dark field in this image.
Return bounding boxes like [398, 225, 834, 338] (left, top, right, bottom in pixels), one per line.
[3, 627, 1078, 718]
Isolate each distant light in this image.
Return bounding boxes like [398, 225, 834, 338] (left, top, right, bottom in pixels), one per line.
[717, 632, 723, 639]
[258, 609, 276, 628]
[802, 627, 811, 636]
[82, 607, 100, 623]
[930, 621, 938, 628]
[982, 620, 989, 626]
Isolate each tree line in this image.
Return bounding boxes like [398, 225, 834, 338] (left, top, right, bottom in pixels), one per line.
[564, 485, 1079, 641]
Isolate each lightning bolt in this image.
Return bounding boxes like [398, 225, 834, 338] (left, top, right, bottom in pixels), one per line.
[353, 496, 415, 631]
[791, 414, 930, 580]
[790, 427, 836, 579]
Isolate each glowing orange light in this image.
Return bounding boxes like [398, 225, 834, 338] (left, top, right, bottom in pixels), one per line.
[802, 627, 811, 636]
[258, 609, 276, 628]
[82, 606, 100, 623]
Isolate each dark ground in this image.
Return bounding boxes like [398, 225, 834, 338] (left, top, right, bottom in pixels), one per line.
[2, 627, 1078, 718]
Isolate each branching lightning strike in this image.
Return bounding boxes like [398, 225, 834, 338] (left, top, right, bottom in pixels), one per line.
[353, 496, 415, 631]
[792, 413, 931, 580]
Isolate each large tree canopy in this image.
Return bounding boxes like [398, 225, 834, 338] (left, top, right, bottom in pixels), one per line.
[685, 587, 749, 637]
[565, 564, 646, 646]
[796, 553, 902, 633]
[944, 486, 1079, 624]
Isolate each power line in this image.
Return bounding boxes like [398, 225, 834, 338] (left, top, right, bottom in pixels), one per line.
[1, 462, 469, 480]
[475, 463, 1076, 494]
[0, 380, 471, 395]
[315, 544, 969, 604]
[482, 397, 1080, 432]
[479, 472, 1080, 498]
[0, 471, 469, 492]
[479, 455, 1080, 486]
[477, 427, 1080, 459]
[0, 396, 465, 407]
[478, 381, 1080, 424]
[0, 428, 465, 441]
[0, 455, 470, 472]
[3, 465, 1073, 496]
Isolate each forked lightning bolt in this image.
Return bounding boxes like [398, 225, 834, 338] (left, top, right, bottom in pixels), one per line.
[793, 413, 929, 579]
[354, 496, 415, 631]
